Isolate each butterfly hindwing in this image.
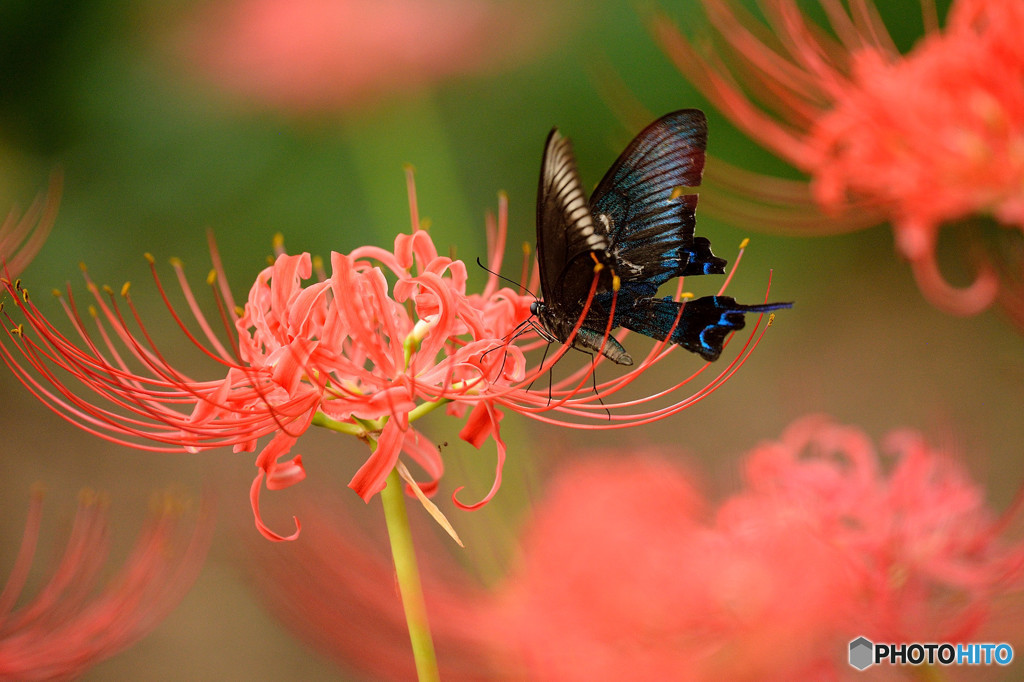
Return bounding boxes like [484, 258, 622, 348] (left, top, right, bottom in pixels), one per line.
[606, 290, 785, 362]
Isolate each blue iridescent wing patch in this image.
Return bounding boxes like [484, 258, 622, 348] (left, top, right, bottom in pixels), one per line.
[532, 110, 792, 364]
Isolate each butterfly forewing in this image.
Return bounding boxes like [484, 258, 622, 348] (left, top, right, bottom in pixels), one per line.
[590, 110, 722, 293]
[536, 129, 612, 324]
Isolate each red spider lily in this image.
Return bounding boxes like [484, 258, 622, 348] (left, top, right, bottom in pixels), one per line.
[240, 417, 1024, 679]
[651, 0, 1024, 316]
[725, 416, 1024, 644]
[0, 174, 61, 278]
[1, 169, 780, 541]
[489, 419, 1024, 679]
[0, 487, 212, 679]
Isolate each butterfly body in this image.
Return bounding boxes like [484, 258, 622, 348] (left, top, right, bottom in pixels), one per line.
[533, 110, 791, 364]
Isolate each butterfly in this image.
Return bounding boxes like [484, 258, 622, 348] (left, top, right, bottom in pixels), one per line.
[530, 109, 791, 365]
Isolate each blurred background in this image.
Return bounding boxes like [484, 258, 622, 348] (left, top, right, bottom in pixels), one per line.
[1, 0, 1021, 679]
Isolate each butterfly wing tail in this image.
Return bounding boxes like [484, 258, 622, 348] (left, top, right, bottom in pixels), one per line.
[616, 295, 792, 362]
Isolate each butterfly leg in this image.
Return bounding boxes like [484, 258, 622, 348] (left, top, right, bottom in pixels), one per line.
[581, 350, 611, 420]
[525, 340, 552, 394]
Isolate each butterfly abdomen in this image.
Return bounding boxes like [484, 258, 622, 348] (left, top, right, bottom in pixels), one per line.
[573, 326, 633, 365]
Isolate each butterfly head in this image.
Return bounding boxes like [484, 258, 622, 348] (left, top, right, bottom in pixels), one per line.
[528, 300, 560, 344]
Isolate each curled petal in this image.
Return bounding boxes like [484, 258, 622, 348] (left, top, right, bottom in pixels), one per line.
[266, 454, 307, 491]
[250, 470, 301, 542]
[458, 401, 502, 448]
[908, 248, 999, 316]
[349, 418, 405, 502]
[453, 402, 506, 511]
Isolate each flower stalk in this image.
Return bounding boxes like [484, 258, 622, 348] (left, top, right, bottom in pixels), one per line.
[380, 465, 440, 682]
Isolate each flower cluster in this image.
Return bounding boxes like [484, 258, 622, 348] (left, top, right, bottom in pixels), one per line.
[1, 170, 780, 540]
[653, 0, 1024, 316]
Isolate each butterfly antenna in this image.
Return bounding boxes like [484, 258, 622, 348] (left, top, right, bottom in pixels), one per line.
[476, 257, 540, 300]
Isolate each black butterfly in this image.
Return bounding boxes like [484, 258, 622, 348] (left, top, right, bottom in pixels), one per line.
[530, 109, 791, 365]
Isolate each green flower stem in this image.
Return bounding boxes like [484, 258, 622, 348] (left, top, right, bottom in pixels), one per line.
[408, 397, 451, 423]
[380, 466, 440, 682]
[313, 399, 450, 438]
[311, 412, 364, 436]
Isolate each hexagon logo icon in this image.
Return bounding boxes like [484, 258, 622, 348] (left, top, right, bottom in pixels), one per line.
[849, 637, 874, 670]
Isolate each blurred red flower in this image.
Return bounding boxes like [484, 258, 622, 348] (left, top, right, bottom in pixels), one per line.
[652, 0, 1024, 317]
[494, 417, 1024, 679]
[0, 487, 212, 679]
[241, 416, 1024, 679]
[178, 0, 553, 114]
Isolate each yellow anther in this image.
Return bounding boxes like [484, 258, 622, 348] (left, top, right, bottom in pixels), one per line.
[739, 237, 750, 249]
[272, 232, 284, 249]
[767, 313, 776, 327]
[312, 254, 324, 270]
[522, 241, 532, 258]
[51, 289, 62, 297]
[169, 257, 183, 268]
[102, 284, 114, 296]
[144, 253, 155, 264]
[590, 252, 605, 273]
[612, 273, 621, 291]
[680, 291, 694, 300]
[207, 269, 217, 285]
[120, 282, 131, 297]
[403, 162, 415, 173]
[88, 305, 98, 318]
[21, 289, 30, 302]
[421, 217, 433, 231]
[79, 262, 88, 272]
[234, 305, 245, 317]
[12, 323, 23, 336]
[498, 190, 508, 201]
